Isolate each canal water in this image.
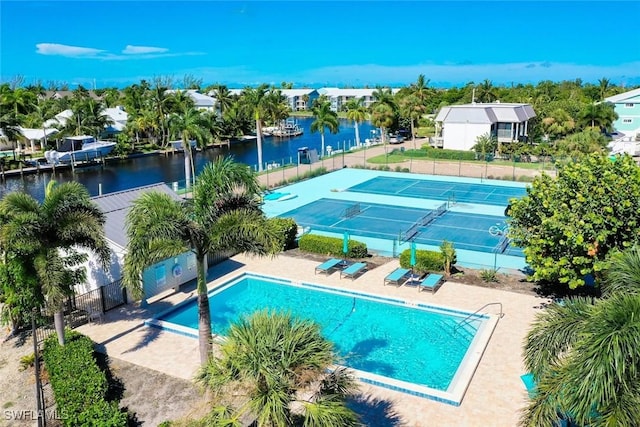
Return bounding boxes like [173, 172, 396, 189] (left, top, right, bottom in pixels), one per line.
[0, 118, 377, 200]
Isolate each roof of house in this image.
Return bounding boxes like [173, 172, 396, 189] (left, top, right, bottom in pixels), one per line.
[91, 183, 182, 249]
[167, 89, 216, 107]
[317, 88, 401, 98]
[435, 103, 536, 124]
[18, 127, 59, 141]
[280, 89, 318, 97]
[44, 107, 129, 129]
[604, 88, 640, 103]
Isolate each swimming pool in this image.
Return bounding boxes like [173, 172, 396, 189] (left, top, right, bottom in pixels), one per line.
[147, 273, 498, 405]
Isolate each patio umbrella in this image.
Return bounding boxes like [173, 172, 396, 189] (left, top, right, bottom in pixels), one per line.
[343, 231, 350, 257]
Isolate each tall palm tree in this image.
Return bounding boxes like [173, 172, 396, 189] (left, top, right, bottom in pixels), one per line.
[0, 181, 110, 345]
[310, 98, 339, 157]
[122, 157, 279, 364]
[597, 77, 612, 101]
[345, 97, 367, 146]
[168, 106, 209, 190]
[541, 108, 575, 142]
[521, 246, 640, 427]
[196, 310, 359, 426]
[411, 74, 431, 108]
[476, 79, 498, 103]
[398, 94, 425, 149]
[151, 78, 171, 146]
[211, 85, 234, 115]
[241, 84, 270, 171]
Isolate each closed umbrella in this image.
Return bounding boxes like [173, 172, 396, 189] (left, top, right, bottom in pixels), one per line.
[343, 231, 350, 257]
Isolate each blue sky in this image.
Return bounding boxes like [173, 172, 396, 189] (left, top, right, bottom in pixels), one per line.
[1, 1, 639, 88]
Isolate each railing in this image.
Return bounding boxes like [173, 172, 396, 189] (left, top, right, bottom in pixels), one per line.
[454, 302, 503, 333]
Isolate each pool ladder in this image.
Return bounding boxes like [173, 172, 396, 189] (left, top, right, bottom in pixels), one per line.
[454, 302, 503, 334]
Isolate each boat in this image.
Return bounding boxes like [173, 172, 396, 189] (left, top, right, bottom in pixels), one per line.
[44, 135, 116, 164]
[271, 120, 303, 138]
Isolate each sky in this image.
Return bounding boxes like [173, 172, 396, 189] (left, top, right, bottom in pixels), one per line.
[1, 1, 639, 89]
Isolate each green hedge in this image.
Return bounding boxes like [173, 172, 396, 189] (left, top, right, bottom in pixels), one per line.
[298, 234, 367, 258]
[43, 331, 127, 427]
[399, 248, 444, 275]
[424, 148, 477, 160]
[269, 217, 298, 251]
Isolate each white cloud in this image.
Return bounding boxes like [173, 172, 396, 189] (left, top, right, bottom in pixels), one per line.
[35, 43, 201, 61]
[36, 43, 104, 58]
[122, 45, 168, 55]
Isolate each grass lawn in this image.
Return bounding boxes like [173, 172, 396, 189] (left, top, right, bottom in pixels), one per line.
[367, 153, 557, 170]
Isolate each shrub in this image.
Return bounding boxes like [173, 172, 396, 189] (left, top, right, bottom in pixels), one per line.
[298, 234, 367, 258]
[42, 331, 127, 427]
[19, 353, 35, 371]
[424, 148, 476, 161]
[480, 269, 499, 282]
[399, 248, 444, 275]
[269, 217, 298, 251]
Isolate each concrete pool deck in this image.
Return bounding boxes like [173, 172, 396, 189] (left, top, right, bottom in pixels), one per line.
[76, 253, 546, 426]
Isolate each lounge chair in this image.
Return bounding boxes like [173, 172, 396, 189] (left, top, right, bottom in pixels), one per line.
[340, 262, 367, 280]
[315, 258, 344, 275]
[383, 268, 411, 286]
[417, 273, 444, 293]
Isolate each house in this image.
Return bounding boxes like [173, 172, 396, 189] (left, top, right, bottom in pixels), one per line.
[18, 127, 59, 153]
[167, 89, 216, 111]
[604, 87, 640, 138]
[280, 89, 319, 111]
[79, 183, 197, 304]
[318, 88, 401, 112]
[433, 102, 536, 151]
[43, 107, 129, 137]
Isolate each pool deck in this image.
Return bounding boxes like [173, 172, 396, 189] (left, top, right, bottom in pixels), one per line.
[76, 254, 547, 426]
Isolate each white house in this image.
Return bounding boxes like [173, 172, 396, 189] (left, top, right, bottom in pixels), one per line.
[79, 183, 198, 304]
[167, 89, 217, 111]
[44, 107, 129, 136]
[434, 103, 536, 151]
[318, 88, 401, 112]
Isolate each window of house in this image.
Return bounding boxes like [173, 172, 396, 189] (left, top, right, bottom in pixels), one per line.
[623, 119, 633, 123]
[625, 103, 634, 108]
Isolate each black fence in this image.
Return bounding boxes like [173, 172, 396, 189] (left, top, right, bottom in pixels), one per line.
[35, 279, 127, 345]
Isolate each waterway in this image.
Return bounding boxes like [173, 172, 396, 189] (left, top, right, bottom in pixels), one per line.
[0, 118, 377, 200]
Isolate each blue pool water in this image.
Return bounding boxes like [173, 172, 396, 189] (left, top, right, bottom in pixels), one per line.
[155, 274, 483, 392]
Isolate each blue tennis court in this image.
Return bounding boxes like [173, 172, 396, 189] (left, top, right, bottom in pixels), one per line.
[281, 198, 522, 256]
[347, 177, 526, 206]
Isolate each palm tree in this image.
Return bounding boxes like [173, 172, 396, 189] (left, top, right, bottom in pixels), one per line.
[0, 181, 110, 345]
[370, 102, 394, 147]
[210, 85, 234, 115]
[411, 74, 431, 108]
[196, 310, 359, 426]
[310, 98, 339, 157]
[476, 79, 498, 103]
[345, 97, 367, 146]
[577, 103, 618, 132]
[241, 84, 270, 171]
[122, 157, 279, 364]
[597, 78, 612, 100]
[151, 78, 171, 146]
[398, 94, 425, 149]
[541, 108, 575, 142]
[168, 106, 209, 190]
[521, 246, 640, 426]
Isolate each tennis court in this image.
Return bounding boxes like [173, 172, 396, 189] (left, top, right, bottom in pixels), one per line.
[347, 177, 526, 206]
[281, 198, 522, 256]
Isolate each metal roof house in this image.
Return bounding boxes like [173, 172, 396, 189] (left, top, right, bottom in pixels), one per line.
[434, 103, 536, 151]
[78, 183, 197, 304]
[167, 89, 216, 111]
[604, 88, 640, 137]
